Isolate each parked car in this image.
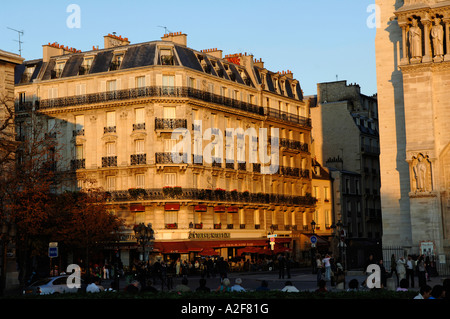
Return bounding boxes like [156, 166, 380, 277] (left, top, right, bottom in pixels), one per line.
[23, 275, 85, 295]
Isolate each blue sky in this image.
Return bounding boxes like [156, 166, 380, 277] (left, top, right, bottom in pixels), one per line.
[0, 0, 377, 96]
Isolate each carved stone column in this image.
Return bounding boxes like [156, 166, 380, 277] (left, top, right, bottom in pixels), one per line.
[400, 23, 410, 64]
[444, 17, 450, 61]
[423, 18, 433, 63]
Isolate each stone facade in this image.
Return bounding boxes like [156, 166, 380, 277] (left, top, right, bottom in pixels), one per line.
[13, 33, 320, 264]
[376, 0, 450, 255]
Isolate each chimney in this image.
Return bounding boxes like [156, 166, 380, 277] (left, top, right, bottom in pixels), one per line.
[254, 58, 264, 68]
[201, 48, 223, 59]
[161, 31, 187, 46]
[43, 42, 81, 62]
[104, 33, 130, 49]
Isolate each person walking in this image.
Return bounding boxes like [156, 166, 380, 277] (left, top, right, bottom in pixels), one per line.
[277, 254, 286, 279]
[396, 256, 406, 282]
[417, 255, 426, 288]
[322, 254, 331, 282]
[315, 254, 323, 285]
[406, 255, 415, 288]
[390, 254, 399, 286]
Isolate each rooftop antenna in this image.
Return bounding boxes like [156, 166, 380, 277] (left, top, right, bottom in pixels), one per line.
[157, 25, 172, 34]
[7, 27, 24, 56]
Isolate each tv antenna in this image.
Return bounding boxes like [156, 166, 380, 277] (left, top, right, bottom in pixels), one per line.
[158, 26, 172, 34]
[7, 27, 24, 56]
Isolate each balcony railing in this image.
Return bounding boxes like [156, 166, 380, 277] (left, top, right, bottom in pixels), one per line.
[155, 152, 188, 164]
[71, 158, 85, 170]
[267, 108, 311, 127]
[130, 153, 146, 165]
[102, 156, 117, 167]
[155, 118, 187, 130]
[104, 126, 116, 134]
[280, 138, 309, 152]
[133, 123, 146, 131]
[105, 187, 317, 207]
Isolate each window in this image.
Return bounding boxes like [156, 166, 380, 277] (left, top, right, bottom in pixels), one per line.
[324, 187, 329, 202]
[160, 48, 174, 65]
[163, 106, 176, 119]
[313, 186, 319, 200]
[106, 142, 116, 156]
[135, 139, 144, 154]
[355, 180, 360, 195]
[135, 108, 145, 124]
[79, 57, 93, 75]
[135, 76, 145, 88]
[75, 145, 84, 160]
[76, 84, 86, 96]
[164, 139, 177, 153]
[54, 61, 65, 78]
[107, 80, 116, 92]
[106, 176, 116, 191]
[162, 75, 174, 90]
[110, 53, 123, 70]
[106, 111, 116, 127]
[164, 173, 176, 186]
[188, 77, 195, 88]
[136, 174, 145, 189]
[75, 115, 84, 133]
[345, 178, 350, 194]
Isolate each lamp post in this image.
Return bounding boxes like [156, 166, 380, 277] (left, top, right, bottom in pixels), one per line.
[133, 223, 155, 263]
[310, 220, 316, 274]
[0, 223, 16, 296]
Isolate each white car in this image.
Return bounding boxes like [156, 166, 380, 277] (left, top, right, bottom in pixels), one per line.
[23, 275, 84, 295]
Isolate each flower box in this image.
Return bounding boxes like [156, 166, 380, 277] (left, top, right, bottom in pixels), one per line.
[165, 223, 178, 229]
[214, 223, 221, 229]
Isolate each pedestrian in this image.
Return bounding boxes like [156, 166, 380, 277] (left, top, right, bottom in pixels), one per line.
[215, 278, 231, 292]
[217, 257, 229, 281]
[175, 258, 181, 277]
[315, 279, 328, 293]
[406, 255, 415, 288]
[334, 259, 345, 290]
[378, 259, 388, 288]
[430, 284, 445, 299]
[281, 281, 299, 292]
[417, 255, 426, 288]
[277, 254, 286, 279]
[414, 284, 432, 299]
[230, 278, 246, 292]
[315, 254, 323, 285]
[195, 278, 211, 293]
[396, 256, 406, 281]
[322, 254, 331, 282]
[390, 254, 399, 285]
[103, 264, 110, 280]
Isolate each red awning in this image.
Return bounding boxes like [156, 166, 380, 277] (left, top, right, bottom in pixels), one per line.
[199, 248, 219, 256]
[165, 203, 180, 211]
[227, 206, 239, 213]
[214, 206, 226, 212]
[194, 205, 207, 212]
[130, 204, 145, 212]
[153, 242, 189, 254]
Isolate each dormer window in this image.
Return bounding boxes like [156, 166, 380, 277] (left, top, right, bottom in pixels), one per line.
[20, 65, 36, 83]
[52, 61, 66, 79]
[79, 57, 93, 75]
[110, 53, 124, 71]
[160, 48, 174, 65]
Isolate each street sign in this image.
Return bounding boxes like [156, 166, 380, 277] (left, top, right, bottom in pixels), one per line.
[269, 237, 275, 242]
[310, 235, 317, 244]
[267, 234, 277, 238]
[49, 247, 58, 258]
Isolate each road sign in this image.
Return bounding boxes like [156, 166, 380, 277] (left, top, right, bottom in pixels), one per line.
[310, 235, 317, 244]
[269, 237, 275, 242]
[267, 234, 277, 238]
[49, 247, 58, 258]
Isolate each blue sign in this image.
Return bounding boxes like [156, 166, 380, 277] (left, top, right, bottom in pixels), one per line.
[49, 247, 58, 258]
[310, 235, 318, 244]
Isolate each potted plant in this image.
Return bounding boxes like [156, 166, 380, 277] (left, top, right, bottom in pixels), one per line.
[214, 223, 221, 229]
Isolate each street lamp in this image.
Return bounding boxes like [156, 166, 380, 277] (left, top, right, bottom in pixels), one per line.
[133, 223, 155, 263]
[310, 220, 316, 273]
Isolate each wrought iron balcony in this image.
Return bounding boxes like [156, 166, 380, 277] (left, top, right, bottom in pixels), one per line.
[71, 158, 85, 170]
[132, 123, 146, 131]
[253, 163, 261, 173]
[155, 118, 187, 130]
[104, 126, 116, 134]
[155, 152, 188, 164]
[130, 153, 147, 165]
[280, 138, 309, 152]
[102, 156, 117, 167]
[237, 162, 246, 171]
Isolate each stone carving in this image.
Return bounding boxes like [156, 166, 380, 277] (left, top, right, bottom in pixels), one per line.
[411, 154, 432, 192]
[409, 18, 422, 59]
[431, 17, 444, 57]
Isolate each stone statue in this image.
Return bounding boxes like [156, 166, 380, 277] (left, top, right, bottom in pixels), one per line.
[409, 18, 422, 58]
[431, 18, 444, 57]
[413, 156, 428, 191]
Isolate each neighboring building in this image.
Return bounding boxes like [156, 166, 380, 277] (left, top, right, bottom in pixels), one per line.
[375, 0, 450, 257]
[13, 33, 316, 267]
[0, 49, 24, 293]
[309, 81, 382, 267]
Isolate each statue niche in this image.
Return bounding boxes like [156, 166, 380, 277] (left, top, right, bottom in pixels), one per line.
[408, 17, 423, 62]
[411, 154, 432, 192]
[431, 16, 444, 60]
